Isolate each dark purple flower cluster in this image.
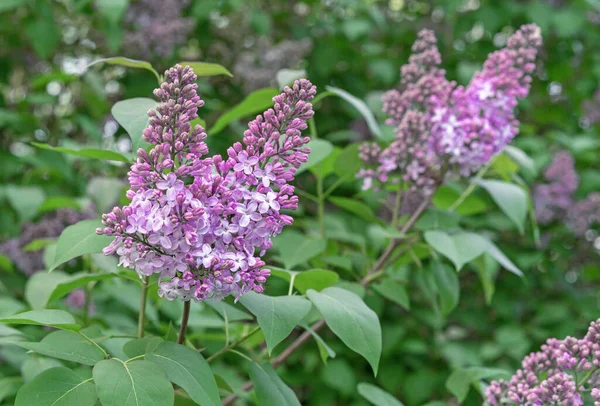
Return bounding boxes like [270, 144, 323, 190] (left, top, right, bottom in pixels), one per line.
[123, 0, 194, 58]
[358, 24, 542, 193]
[486, 318, 600, 405]
[0, 208, 94, 275]
[534, 151, 579, 224]
[533, 151, 599, 238]
[566, 193, 600, 237]
[97, 65, 315, 302]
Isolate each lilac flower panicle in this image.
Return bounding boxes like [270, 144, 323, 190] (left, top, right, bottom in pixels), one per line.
[98, 65, 315, 302]
[359, 24, 542, 193]
[486, 318, 600, 405]
[124, 0, 194, 58]
[533, 151, 599, 238]
[0, 208, 95, 275]
[534, 151, 579, 224]
[566, 192, 600, 237]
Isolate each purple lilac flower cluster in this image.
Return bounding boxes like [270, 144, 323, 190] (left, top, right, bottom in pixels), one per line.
[534, 151, 579, 224]
[0, 208, 95, 275]
[486, 318, 600, 405]
[358, 24, 542, 193]
[123, 0, 194, 59]
[97, 65, 315, 302]
[533, 151, 600, 238]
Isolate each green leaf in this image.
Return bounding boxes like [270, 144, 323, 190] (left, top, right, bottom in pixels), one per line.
[178, 61, 233, 77]
[273, 231, 327, 270]
[0, 310, 79, 331]
[504, 145, 535, 174]
[38, 197, 80, 213]
[334, 143, 362, 178]
[296, 139, 334, 175]
[424, 231, 522, 276]
[31, 143, 130, 163]
[93, 359, 174, 406]
[49, 219, 113, 272]
[271, 268, 339, 294]
[5, 185, 45, 222]
[328, 196, 381, 224]
[22, 238, 56, 252]
[25, 2, 58, 60]
[0, 376, 22, 403]
[326, 86, 382, 139]
[430, 261, 460, 316]
[0, 297, 27, 318]
[475, 179, 528, 233]
[295, 269, 339, 294]
[249, 362, 301, 406]
[301, 322, 336, 364]
[24, 271, 70, 310]
[205, 299, 253, 322]
[15, 367, 96, 406]
[446, 367, 509, 402]
[88, 57, 160, 83]
[111, 98, 156, 154]
[123, 337, 163, 358]
[87, 177, 125, 214]
[16, 330, 106, 365]
[432, 186, 488, 215]
[372, 281, 410, 310]
[0, 0, 27, 13]
[239, 292, 311, 354]
[146, 341, 220, 406]
[210, 88, 279, 134]
[47, 272, 115, 304]
[357, 382, 404, 406]
[96, 0, 129, 24]
[21, 356, 63, 383]
[307, 287, 382, 375]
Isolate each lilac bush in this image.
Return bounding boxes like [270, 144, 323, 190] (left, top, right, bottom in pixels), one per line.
[486, 318, 600, 405]
[358, 24, 542, 193]
[97, 65, 315, 302]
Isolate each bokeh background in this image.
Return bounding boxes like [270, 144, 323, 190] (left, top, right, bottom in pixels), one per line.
[1, 0, 599, 405]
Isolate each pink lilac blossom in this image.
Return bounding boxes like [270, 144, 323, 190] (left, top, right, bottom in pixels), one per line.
[485, 318, 600, 405]
[358, 24, 542, 193]
[97, 65, 315, 302]
[534, 151, 579, 224]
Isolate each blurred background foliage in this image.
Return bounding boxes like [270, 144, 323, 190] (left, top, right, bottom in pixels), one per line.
[0, 0, 599, 405]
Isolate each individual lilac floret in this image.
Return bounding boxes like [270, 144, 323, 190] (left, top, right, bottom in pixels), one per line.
[97, 65, 315, 302]
[485, 318, 600, 405]
[358, 24, 542, 193]
[534, 151, 579, 224]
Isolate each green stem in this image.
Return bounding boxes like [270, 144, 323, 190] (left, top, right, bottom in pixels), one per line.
[448, 157, 495, 211]
[177, 300, 191, 345]
[206, 326, 261, 363]
[322, 174, 351, 199]
[295, 188, 319, 203]
[391, 189, 403, 228]
[82, 284, 92, 326]
[316, 173, 325, 238]
[78, 332, 109, 359]
[308, 119, 318, 139]
[137, 276, 149, 339]
[125, 354, 145, 363]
